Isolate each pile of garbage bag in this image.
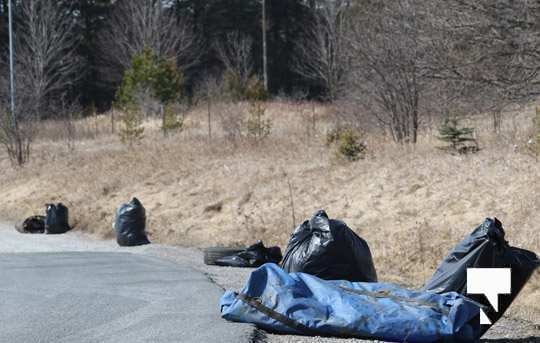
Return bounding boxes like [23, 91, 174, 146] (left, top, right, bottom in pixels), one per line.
[281, 210, 377, 282]
[16, 203, 71, 234]
[220, 214, 539, 342]
[14, 197, 153, 248]
[423, 217, 539, 330]
[114, 197, 150, 247]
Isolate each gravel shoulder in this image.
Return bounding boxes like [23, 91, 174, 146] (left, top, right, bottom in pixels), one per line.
[1, 222, 538, 343]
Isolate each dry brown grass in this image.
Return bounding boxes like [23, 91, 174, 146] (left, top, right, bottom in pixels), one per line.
[0, 101, 538, 322]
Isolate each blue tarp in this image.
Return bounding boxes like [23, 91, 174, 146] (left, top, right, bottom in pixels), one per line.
[220, 264, 481, 343]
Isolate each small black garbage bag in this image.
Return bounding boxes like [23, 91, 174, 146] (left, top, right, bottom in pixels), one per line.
[16, 215, 46, 234]
[281, 210, 377, 282]
[114, 197, 150, 247]
[213, 241, 282, 267]
[423, 218, 539, 330]
[45, 203, 71, 234]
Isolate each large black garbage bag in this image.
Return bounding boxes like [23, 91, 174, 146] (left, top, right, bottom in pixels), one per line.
[212, 241, 282, 267]
[114, 197, 150, 247]
[16, 215, 46, 234]
[423, 218, 539, 330]
[45, 203, 71, 234]
[281, 210, 377, 282]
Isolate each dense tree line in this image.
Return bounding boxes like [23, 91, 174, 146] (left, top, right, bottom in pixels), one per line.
[0, 0, 318, 112]
[0, 0, 538, 137]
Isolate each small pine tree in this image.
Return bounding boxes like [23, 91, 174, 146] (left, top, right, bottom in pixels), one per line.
[116, 49, 156, 108]
[244, 76, 268, 102]
[326, 127, 366, 161]
[245, 77, 271, 140]
[118, 105, 144, 146]
[223, 71, 245, 102]
[153, 58, 184, 104]
[246, 101, 271, 140]
[437, 118, 478, 153]
[115, 48, 185, 142]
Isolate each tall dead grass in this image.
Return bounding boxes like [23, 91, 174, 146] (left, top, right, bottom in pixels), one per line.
[0, 101, 538, 322]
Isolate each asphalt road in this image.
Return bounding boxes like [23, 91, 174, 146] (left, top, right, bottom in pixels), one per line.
[0, 224, 253, 343]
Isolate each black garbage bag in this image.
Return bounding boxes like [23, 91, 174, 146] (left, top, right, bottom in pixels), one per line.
[281, 210, 377, 282]
[212, 241, 282, 268]
[423, 218, 539, 330]
[114, 197, 150, 247]
[45, 203, 71, 234]
[16, 215, 46, 234]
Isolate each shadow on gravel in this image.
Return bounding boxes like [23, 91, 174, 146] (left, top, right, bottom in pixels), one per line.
[482, 337, 540, 343]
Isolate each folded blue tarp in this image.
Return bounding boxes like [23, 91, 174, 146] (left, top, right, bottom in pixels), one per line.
[221, 264, 481, 343]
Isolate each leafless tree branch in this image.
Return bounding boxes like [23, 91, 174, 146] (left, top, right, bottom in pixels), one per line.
[214, 32, 254, 84]
[99, 0, 200, 86]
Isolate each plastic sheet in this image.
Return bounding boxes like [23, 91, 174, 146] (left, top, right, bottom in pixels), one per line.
[221, 263, 481, 342]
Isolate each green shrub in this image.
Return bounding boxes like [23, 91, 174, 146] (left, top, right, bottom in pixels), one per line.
[337, 129, 366, 161]
[437, 118, 478, 154]
[326, 127, 366, 161]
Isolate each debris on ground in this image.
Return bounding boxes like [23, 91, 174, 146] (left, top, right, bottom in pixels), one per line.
[15, 215, 46, 234]
[220, 263, 481, 342]
[45, 203, 71, 234]
[205, 241, 282, 268]
[423, 217, 540, 331]
[281, 210, 377, 282]
[114, 197, 150, 247]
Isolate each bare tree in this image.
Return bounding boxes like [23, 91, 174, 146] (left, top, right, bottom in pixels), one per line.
[347, 0, 433, 143]
[428, 0, 540, 131]
[0, 106, 32, 165]
[0, 0, 79, 165]
[15, 0, 80, 119]
[100, 0, 199, 85]
[215, 32, 254, 85]
[293, 0, 352, 101]
[436, 0, 540, 97]
[0, 81, 36, 165]
[193, 73, 224, 142]
[261, 0, 268, 91]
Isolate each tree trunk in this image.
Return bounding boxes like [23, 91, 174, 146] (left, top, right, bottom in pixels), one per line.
[207, 96, 212, 143]
[262, 0, 268, 91]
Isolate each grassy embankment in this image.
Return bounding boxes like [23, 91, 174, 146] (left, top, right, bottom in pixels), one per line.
[1, 101, 538, 322]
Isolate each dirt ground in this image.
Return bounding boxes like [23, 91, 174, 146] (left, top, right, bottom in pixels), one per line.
[0, 101, 538, 325]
